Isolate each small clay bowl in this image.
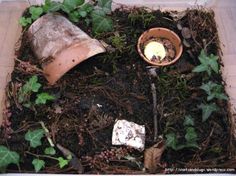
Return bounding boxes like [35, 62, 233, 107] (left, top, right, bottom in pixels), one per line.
[137, 28, 183, 66]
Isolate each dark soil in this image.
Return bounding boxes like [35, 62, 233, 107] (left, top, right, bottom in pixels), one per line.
[1, 7, 235, 174]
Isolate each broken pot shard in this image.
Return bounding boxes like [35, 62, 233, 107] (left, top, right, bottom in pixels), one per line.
[112, 119, 145, 151]
[27, 13, 106, 85]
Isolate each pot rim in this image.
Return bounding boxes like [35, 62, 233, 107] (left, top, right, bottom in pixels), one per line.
[137, 27, 183, 66]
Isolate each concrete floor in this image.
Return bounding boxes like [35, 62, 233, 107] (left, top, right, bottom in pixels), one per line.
[0, 0, 236, 126]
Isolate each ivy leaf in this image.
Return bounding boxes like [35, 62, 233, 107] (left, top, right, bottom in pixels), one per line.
[57, 157, 69, 168]
[43, 0, 62, 12]
[97, 0, 112, 14]
[209, 54, 219, 74]
[79, 3, 94, 13]
[192, 65, 207, 73]
[35, 93, 55, 105]
[91, 9, 113, 33]
[68, 11, 80, 22]
[32, 159, 45, 172]
[24, 76, 42, 93]
[185, 127, 197, 143]
[19, 17, 32, 27]
[0, 146, 20, 170]
[25, 129, 45, 148]
[183, 115, 194, 126]
[44, 147, 56, 155]
[62, 0, 85, 13]
[79, 10, 87, 17]
[198, 103, 219, 122]
[165, 133, 177, 150]
[29, 7, 43, 20]
[192, 50, 219, 76]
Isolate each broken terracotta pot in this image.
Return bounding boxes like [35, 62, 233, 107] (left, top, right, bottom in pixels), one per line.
[137, 27, 183, 66]
[28, 13, 106, 85]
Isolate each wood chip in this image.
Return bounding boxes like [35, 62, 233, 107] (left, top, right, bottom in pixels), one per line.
[181, 27, 191, 39]
[183, 39, 191, 48]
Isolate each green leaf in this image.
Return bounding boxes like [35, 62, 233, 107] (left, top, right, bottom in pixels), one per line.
[35, 93, 55, 105]
[43, 0, 62, 12]
[19, 17, 32, 27]
[0, 146, 20, 170]
[80, 3, 93, 13]
[62, 0, 85, 13]
[198, 50, 208, 64]
[18, 76, 41, 104]
[192, 50, 219, 76]
[183, 115, 194, 126]
[25, 129, 45, 148]
[198, 103, 219, 122]
[209, 54, 219, 73]
[192, 65, 207, 73]
[24, 76, 42, 93]
[91, 9, 113, 33]
[79, 10, 87, 17]
[32, 159, 45, 172]
[57, 157, 69, 168]
[185, 127, 197, 143]
[165, 132, 177, 150]
[44, 147, 56, 155]
[97, 0, 112, 14]
[200, 81, 228, 101]
[68, 11, 80, 22]
[29, 7, 43, 20]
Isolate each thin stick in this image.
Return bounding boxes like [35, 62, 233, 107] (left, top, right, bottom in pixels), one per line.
[39, 121, 55, 147]
[151, 83, 158, 141]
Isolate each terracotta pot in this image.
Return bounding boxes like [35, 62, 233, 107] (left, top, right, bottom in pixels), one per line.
[137, 27, 183, 66]
[28, 13, 106, 85]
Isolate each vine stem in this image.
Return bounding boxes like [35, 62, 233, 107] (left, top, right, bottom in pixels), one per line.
[25, 151, 58, 161]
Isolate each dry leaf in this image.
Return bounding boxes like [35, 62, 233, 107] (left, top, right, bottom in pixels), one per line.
[144, 141, 165, 173]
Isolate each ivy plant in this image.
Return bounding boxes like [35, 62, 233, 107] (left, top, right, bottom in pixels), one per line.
[0, 146, 20, 172]
[19, 0, 113, 33]
[165, 116, 198, 150]
[192, 50, 219, 76]
[18, 75, 41, 104]
[19, 6, 43, 27]
[198, 103, 219, 122]
[18, 75, 55, 107]
[91, 9, 113, 33]
[24, 128, 71, 172]
[200, 81, 228, 101]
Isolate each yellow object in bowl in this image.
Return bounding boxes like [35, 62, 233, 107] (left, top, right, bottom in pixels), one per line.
[144, 41, 166, 61]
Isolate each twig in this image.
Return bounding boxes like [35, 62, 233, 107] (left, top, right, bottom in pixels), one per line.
[203, 35, 217, 51]
[151, 83, 158, 142]
[39, 121, 55, 147]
